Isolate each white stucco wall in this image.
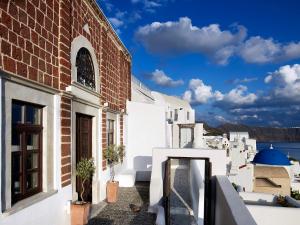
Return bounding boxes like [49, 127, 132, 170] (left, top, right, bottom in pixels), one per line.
[229, 132, 249, 142]
[194, 123, 204, 148]
[229, 164, 254, 192]
[126, 101, 167, 181]
[240, 192, 300, 225]
[190, 160, 205, 225]
[1, 186, 72, 225]
[247, 205, 300, 225]
[215, 176, 257, 225]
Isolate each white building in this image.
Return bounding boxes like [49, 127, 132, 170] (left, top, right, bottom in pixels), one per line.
[151, 91, 196, 148]
[125, 76, 204, 183]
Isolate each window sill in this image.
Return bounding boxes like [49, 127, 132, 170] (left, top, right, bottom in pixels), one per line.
[1, 190, 58, 217]
[71, 81, 100, 97]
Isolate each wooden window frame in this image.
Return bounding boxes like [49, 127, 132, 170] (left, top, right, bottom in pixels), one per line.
[11, 100, 43, 205]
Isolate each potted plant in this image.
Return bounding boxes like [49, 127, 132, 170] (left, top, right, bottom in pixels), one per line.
[71, 158, 95, 225]
[276, 195, 289, 207]
[105, 144, 125, 203]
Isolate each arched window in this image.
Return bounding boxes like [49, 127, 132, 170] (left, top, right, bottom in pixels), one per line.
[76, 48, 95, 89]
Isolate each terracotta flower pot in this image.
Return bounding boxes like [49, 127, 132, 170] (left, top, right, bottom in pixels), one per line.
[71, 202, 91, 225]
[106, 181, 119, 203]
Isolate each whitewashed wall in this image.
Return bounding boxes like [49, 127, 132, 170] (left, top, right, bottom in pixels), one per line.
[215, 176, 257, 225]
[126, 101, 167, 181]
[247, 205, 300, 225]
[1, 187, 72, 225]
[190, 160, 205, 225]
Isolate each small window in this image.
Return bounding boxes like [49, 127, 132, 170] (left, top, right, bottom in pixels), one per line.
[174, 109, 178, 121]
[187, 111, 190, 121]
[170, 111, 173, 118]
[107, 119, 115, 147]
[11, 101, 43, 205]
[76, 48, 95, 89]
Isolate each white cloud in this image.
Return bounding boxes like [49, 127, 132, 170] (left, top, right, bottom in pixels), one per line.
[150, 69, 184, 87]
[240, 114, 258, 120]
[228, 77, 258, 84]
[101, 0, 114, 12]
[109, 17, 124, 28]
[217, 85, 257, 105]
[183, 78, 257, 107]
[131, 0, 163, 13]
[182, 65, 300, 126]
[183, 79, 219, 104]
[239, 36, 300, 63]
[136, 18, 300, 65]
[264, 64, 300, 100]
[214, 115, 230, 123]
[136, 17, 247, 65]
[214, 91, 224, 101]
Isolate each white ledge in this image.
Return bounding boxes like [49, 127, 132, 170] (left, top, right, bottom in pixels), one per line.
[1, 190, 58, 217]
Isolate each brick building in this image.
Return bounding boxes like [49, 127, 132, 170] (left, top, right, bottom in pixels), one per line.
[0, 0, 131, 224]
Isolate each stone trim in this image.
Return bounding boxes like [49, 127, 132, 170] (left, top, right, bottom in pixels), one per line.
[70, 35, 100, 93]
[1, 190, 58, 217]
[0, 70, 60, 95]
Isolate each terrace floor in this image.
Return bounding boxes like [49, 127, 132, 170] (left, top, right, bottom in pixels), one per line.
[88, 182, 156, 225]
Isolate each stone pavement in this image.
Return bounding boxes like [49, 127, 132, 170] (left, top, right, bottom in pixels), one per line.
[88, 182, 156, 225]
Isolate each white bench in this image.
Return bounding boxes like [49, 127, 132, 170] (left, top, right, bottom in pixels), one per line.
[115, 169, 136, 187]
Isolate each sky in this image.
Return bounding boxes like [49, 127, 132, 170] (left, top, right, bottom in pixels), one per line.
[97, 0, 300, 127]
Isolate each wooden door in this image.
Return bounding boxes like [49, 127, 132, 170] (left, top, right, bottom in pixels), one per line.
[76, 113, 93, 202]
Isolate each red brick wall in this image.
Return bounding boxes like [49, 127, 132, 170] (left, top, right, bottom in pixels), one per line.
[0, 0, 60, 88]
[1, 0, 131, 187]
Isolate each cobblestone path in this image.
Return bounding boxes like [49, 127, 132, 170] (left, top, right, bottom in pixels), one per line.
[88, 182, 156, 225]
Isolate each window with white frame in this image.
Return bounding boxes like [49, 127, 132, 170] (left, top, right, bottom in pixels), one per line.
[2, 79, 56, 211]
[187, 111, 190, 121]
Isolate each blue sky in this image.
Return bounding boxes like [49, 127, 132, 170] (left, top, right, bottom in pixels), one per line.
[98, 0, 300, 127]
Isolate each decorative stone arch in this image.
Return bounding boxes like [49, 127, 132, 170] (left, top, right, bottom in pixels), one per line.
[71, 35, 100, 93]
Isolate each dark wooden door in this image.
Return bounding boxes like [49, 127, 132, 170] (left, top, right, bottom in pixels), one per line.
[76, 113, 93, 202]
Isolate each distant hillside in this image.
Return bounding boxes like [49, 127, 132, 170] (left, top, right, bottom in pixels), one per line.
[202, 122, 300, 142]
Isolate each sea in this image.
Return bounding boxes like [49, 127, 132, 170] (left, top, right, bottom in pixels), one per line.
[257, 142, 300, 161]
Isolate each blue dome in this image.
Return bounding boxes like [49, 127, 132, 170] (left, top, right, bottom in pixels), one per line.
[252, 148, 291, 166]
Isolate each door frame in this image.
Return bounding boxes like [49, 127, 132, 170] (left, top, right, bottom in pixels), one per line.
[178, 124, 195, 148]
[71, 100, 101, 204]
[163, 157, 212, 225]
[76, 113, 93, 202]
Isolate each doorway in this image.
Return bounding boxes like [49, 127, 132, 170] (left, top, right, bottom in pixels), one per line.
[76, 113, 93, 202]
[164, 157, 211, 225]
[179, 124, 194, 148]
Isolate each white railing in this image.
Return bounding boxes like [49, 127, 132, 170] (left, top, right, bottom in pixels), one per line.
[131, 75, 152, 97]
